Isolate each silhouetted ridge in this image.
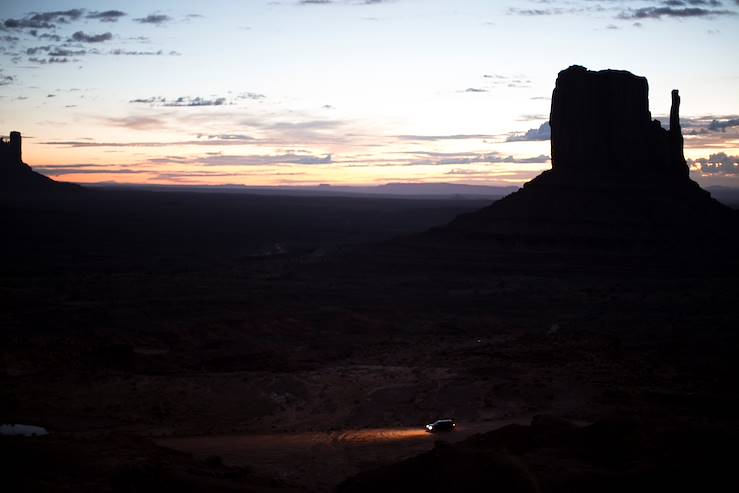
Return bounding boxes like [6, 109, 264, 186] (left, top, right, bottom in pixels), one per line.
[433, 66, 736, 250]
[1, 130, 79, 193]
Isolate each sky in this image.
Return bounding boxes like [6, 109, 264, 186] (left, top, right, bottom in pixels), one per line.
[1, 0, 738, 188]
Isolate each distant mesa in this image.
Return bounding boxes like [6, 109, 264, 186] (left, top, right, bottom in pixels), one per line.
[1, 131, 80, 194]
[550, 66, 686, 178]
[434, 65, 736, 249]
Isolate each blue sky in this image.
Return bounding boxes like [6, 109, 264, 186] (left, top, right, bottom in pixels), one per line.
[1, 0, 738, 186]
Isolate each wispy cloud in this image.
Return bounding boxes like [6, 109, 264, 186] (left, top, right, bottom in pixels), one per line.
[506, 121, 551, 142]
[41, 137, 260, 147]
[706, 117, 739, 132]
[395, 150, 550, 166]
[69, 31, 112, 43]
[507, 1, 738, 22]
[109, 49, 180, 56]
[28, 56, 73, 64]
[3, 9, 84, 30]
[394, 134, 498, 142]
[0, 70, 13, 85]
[486, 75, 532, 88]
[130, 96, 228, 107]
[133, 14, 172, 25]
[85, 10, 127, 22]
[298, 0, 394, 5]
[35, 165, 142, 176]
[2, 8, 185, 69]
[617, 6, 737, 20]
[100, 115, 168, 130]
[689, 152, 739, 174]
[201, 134, 255, 141]
[195, 152, 333, 166]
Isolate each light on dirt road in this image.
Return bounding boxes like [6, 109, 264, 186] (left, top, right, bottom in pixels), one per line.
[339, 427, 431, 444]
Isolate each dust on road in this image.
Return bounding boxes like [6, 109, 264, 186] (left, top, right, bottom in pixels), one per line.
[158, 419, 530, 491]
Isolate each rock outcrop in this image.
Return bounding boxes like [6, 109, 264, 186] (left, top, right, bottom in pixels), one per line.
[549, 66, 686, 178]
[434, 66, 736, 250]
[1, 130, 79, 193]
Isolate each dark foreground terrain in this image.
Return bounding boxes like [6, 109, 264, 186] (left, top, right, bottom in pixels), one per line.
[2, 189, 738, 491]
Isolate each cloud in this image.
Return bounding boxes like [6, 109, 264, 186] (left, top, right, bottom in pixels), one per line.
[24, 45, 88, 62]
[445, 168, 493, 176]
[506, 1, 738, 21]
[203, 134, 254, 141]
[298, 0, 394, 4]
[236, 92, 267, 100]
[85, 10, 127, 22]
[508, 8, 563, 16]
[707, 118, 739, 132]
[101, 115, 168, 130]
[649, 114, 739, 150]
[108, 49, 179, 56]
[617, 6, 736, 20]
[129, 92, 266, 107]
[41, 113, 347, 147]
[394, 134, 498, 141]
[41, 138, 259, 148]
[399, 150, 550, 166]
[37, 33, 61, 42]
[480, 73, 532, 89]
[0, 73, 14, 86]
[662, 1, 724, 5]
[129, 97, 166, 104]
[4, 9, 178, 69]
[130, 96, 228, 107]
[28, 56, 72, 64]
[196, 152, 333, 166]
[51, 47, 88, 56]
[506, 5, 598, 17]
[506, 121, 551, 142]
[689, 152, 739, 174]
[249, 119, 345, 140]
[657, 114, 739, 133]
[41, 140, 178, 148]
[3, 9, 83, 30]
[501, 154, 550, 164]
[134, 14, 172, 25]
[70, 31, 112, 43]
[666, 114, 739, 142]
[462, 87, 488, 93]
[35, 165, 143, 176]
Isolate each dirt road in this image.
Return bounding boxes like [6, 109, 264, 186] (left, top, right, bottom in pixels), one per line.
[159, 418, 531, 491]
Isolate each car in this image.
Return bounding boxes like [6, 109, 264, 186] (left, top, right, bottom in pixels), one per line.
[425, 419, 456, 432]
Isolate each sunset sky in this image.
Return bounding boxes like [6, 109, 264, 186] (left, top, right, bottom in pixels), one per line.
[1, 0, 738, 187]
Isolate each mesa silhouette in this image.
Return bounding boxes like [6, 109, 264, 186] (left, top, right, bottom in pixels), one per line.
[432, 65, 736, 250]
[0, 131, 79, 193]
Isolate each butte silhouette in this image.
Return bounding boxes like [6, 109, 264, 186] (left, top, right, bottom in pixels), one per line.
[0, 131, 79, 193]
[432, 65, 735, 250]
